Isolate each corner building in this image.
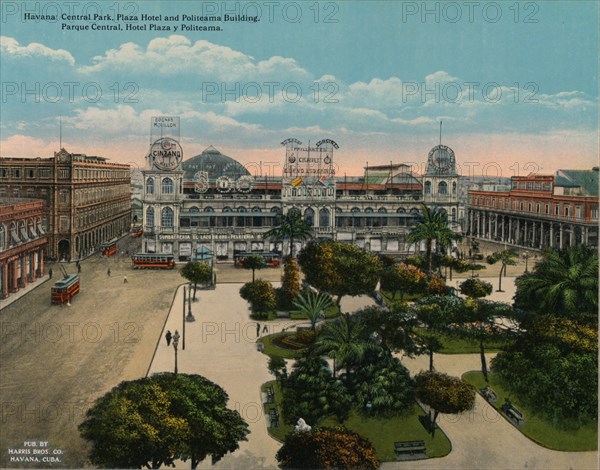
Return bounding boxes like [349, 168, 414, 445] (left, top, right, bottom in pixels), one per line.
[0, 149, 131, 261]
[141, 140, 462, 261]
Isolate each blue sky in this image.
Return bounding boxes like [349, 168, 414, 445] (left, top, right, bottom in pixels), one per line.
[1, 1, 598, 176]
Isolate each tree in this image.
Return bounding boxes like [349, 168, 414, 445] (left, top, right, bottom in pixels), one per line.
[380, 262, 426, 300]
[243, 254, 266, 282]
[407, 205, 462, 273]
[79, 373, 249, 469]
[180, 261, 213, 300]
[298, 241, 382, 306]
[356, 305, 419, 356]
[414, 371, 475, 435]
[240, 279, 276, 316]
[492, 317, 598, 423]
[313, 313, 375, 380]
[293, 290, 333, 330]
[278, 256, 301, 309]
[458, 277, 493, 299]
[264, 208, 313, 258]
[268, 355, 287, 383]
[276, 427, 379, 470]
[486, 249, 518, 292]
[514, 246, 598, 326]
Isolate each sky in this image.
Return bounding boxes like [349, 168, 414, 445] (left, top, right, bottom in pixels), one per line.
[1, 0, 598, 178]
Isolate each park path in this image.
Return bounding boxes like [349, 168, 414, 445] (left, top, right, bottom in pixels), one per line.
[148, 283, 597, 470]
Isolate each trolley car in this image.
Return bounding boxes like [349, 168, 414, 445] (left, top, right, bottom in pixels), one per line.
[100, 241, 118, 257]
[234, 252, 281, 268]
[51, 274, 80, 305]
[131, 253, 175, 269]
[131, 226, 143, 237]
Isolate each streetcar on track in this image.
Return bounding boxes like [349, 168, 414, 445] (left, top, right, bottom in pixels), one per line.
[100, 241, 118, 257]
[51, 274, 80, 305]
[131, 253, 175, 269]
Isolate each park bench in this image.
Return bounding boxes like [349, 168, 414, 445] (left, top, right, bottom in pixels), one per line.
[501, 399, 525, 426]
[266, 386, 275, 403]
[394, 440, 426, 461]
[269, 408, 280, 428]
[480, 386, 498, 403]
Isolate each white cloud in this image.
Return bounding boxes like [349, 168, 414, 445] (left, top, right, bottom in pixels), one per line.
[0, 36, 75, 65]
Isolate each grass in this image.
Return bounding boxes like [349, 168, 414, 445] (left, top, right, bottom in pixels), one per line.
[289, 304, 340, 321]
[258, 332, 306, 359]
[261, 380, 452, 461]
[463, 371, 598, 451]
[415, 328, 513, 354]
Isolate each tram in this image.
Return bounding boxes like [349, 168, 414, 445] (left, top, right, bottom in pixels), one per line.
[131, 253, 176, 269]
[131, 226, 143, 237]
[100, 241, 118, 257]
[51, 274, 80, 305]
[234, 252, 281, 268]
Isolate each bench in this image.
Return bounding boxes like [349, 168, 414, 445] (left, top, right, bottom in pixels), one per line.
[480, 386, 498, 403]
[501, 399, 525, 426]
[269, 408, 280, 428]
[266, 386, 275, 403]
[394, 440, 426, 461]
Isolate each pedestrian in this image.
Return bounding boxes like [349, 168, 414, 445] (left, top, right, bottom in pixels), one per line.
[107, 268, 111, 277]
[165, 330, 172, 346]
[262, 324, 269, 334]
[77, 264, 81, 273]
[256, 322, 261, 338]
[48, 268, 53, 279]
[123, 275, 128, 284]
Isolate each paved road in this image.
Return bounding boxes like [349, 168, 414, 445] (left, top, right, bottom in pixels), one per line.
[0, 247, 182, 468]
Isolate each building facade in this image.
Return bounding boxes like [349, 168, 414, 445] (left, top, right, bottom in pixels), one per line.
[0, 199, 48, 300]
[467, 169, 599, 250]
[0, 149, 131, 261]
[141, 140, 462, 261]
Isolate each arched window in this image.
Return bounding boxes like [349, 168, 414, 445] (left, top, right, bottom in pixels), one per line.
[438, 181, 448, 195]
[304, 208, 315, 226]
[452, 181, 457, 194]
[189, 206, 200, 213]
[351, 207, 361, 227]
[161, 207, 174, 227]
[378, 207, 388, 226]
[162, 178, 174, 194]
[451, 207, 456, 222]
[319, 208, 330, 227]
[424, 181, 431, 194]
[204, 207, 215, 213]
[146, 207, 154, 227]
[146, 178, 154, 195]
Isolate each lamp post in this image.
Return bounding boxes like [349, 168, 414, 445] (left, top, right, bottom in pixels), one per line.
[186, 283, 195, 322]
[172, 330, 180, 374]
[523, 251, 529, 273]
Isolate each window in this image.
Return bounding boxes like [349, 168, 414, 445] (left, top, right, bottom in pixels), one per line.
[0, 224, 5, 250]
[520, 202, 524, 211]
[146, 207, 154, 227]
[536, 203, 540, 213]
[146, 178, 154, 195]
[452, 181, 457, 194]
[438, 181, 448, 195]
[304, 208, 314, 226]
[161, 207, 174, 227]
[555, 205, 559, 215]
[545, 204, 549, 214]
[1, 168, 7, 178]
[424, 181, 431, 194]
[27, 168, 35, 178]
[527, 182, 534, 190]
[564, 206, 570, 217]
[13, 168, 21, 178]
[162, 178, 173, 194]
[319, 208, 330, 227]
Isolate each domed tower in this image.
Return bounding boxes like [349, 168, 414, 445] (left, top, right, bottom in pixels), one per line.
[423, 124, 461, 229]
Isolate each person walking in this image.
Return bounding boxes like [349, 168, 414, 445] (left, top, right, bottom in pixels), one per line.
[256, 322, 261, 338]
[123, 275, 128, 284]
[48, 268, 53, 279]
[107, 268, 111, 277]
[262, 324, 269, 335]
[165, 330, 172, 346]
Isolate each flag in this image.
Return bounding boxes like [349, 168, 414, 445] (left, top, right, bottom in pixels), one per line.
[318, 176, 330, 186]
[291, 177, 303, 187]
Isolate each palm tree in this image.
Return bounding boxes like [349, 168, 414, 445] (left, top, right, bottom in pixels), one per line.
[486, 249, 518, 292]
[514, 246, 598, 325]
[264, 208, 312, 258]
[293, 290, 333, 330]
[313, 313, 374, 380]
[407, 205, 462, 273]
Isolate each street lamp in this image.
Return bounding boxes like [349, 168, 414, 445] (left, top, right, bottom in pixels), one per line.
[172, 330, 180, 374]
[366, 401, 372, 415]
[186, 283, 195, 322]
[523, 251, 529, 273]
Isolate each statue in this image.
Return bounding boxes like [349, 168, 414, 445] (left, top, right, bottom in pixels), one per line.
[294, 418, 311, 432]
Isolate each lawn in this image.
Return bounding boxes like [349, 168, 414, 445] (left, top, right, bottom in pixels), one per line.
[289, 304, 340, 321]
[258, 332, 306, 359]
[261, 381, 452, 461]
[416, 328, 513, 354]
[463, 371, 598, 451]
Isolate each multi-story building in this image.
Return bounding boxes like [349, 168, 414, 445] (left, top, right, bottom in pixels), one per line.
[467, 169, 599, 250]
[0, 198, 48, 300]
[141, 139, 462, 261]
[0, 149, 131, 261]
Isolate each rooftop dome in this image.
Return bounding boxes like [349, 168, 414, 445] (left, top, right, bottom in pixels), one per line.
[182, 146, 250, 181]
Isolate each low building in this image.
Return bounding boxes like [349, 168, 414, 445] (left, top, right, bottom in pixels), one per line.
[467, 169, 599, 250]
[0, 198, 48, 300]
[0, 149, 131, 261]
